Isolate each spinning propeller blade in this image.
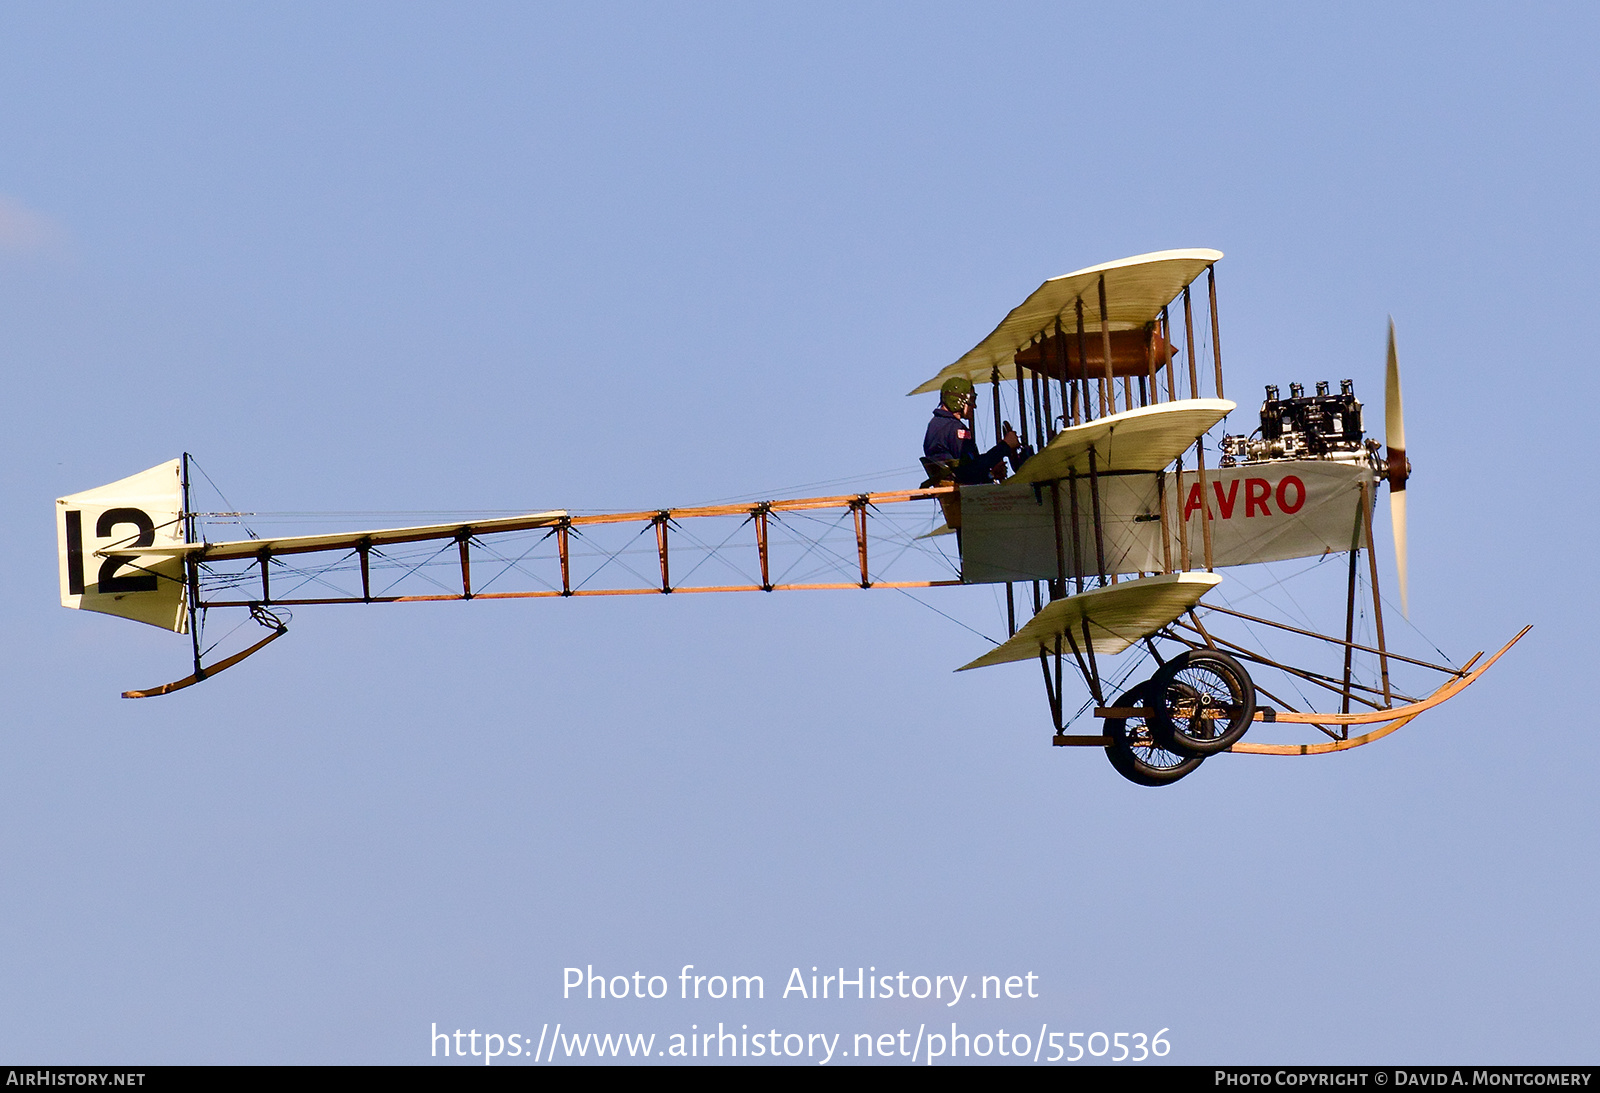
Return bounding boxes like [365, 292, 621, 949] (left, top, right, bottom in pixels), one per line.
[1385, 319, 1409, 618]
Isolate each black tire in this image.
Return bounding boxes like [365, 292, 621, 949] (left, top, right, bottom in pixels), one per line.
[1104, 679, 1205, 787]
[1149, 648, 1256, 756]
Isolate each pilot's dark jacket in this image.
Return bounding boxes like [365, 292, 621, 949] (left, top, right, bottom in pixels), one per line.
[923, 406, 1012, 485]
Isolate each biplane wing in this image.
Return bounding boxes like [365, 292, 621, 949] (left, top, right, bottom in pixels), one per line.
[908, 248, 1223, 395]
[1008, 398, 1234, 484]
[956, 571, 1222, 671]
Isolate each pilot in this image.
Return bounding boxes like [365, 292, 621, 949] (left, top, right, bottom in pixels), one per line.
[923, 376, 1026, 485]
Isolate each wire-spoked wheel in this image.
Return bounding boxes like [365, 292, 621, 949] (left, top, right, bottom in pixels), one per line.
[1104, 679, 1205, 786]
[1150, 649, 1256, 756]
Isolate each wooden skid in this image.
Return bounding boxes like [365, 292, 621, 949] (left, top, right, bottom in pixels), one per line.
[123, 625, 287, 699]
[1087, 625, 1527, 755]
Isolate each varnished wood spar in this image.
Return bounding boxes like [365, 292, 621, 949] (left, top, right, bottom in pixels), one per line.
[1098, 276, 1115, 416]
[990, 365, 1003, 445]
[557, 524, 571, 594]
[123, 624, 288, 698]
[1208, 265, 1225, 400]
[1088, 625, 1527, 741]
[358, 540, 373, 601]
[1182, 286, 1215, 570]
[1175, 457, 1189, 569]
[1015, 349, 1029, 442]
[1161, 307, 1177, 402]
[653, 512, 670, 592]
[1361, 480, 1393, 706]
[457, 533, 472, 598]
[754, 506, 771, 590]
[852, 499, 870, 587]
[560, 485, 952, 527]
[1076, 298, 1094, 421]
[1055, 318, 1074, 427]
[203, 580, 963, 608]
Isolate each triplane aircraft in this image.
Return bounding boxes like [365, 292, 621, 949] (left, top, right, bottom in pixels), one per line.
[57, 249, 1526, 785]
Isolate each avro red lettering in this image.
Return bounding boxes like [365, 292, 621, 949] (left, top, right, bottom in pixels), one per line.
[1276, 475, 1305, 514]
[1245, 478, 1272, 517]
[1212, 479, 1239, 519]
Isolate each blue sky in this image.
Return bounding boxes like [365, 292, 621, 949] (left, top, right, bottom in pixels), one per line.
[2, 2, 1595, 1064]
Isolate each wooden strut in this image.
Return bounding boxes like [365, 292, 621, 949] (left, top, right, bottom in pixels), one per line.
[1162, 306, 1178, 402]
[1086, 448, 1108, 584]
[359, 539, 373, 601]
[754, 506, 771, 591]
[1342, 498, 1363, 713]
[181, 454, 203, 681]
[1361, 480, 1393, 705]
[1056, 318, 1074, 428]
[1208, 264, 1225, 400]
[1075, 298, 1094, 422]
[557, 523, 572, 595]
[457, 532, 472, 598]
[990, 365, 1003, 449]
[654, 512, 671, 592]
[851, 497, 871, 588]
[1098, 275, 1115, 416]
[1068, 470, 1084, 594]
[1183, 285, 1215, 571]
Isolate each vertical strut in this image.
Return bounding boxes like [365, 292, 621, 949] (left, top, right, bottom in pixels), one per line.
[1067, 470, 1083, 594]
[1098, 276, 1115, 416]
[655, 513, 671, 593]
[852, 497, 870, 588]
[457, 533, 472, 598]
[1157, 472, 1172, 574]
[1087, 448, 1108, 584]
[1076, 298, 1094, 421]
[1056, 318, 1074, 427]
[1361, 481, 1392, 706]
[181, 453, 204, 680]
[754, 506, 771, 591]
[359, 539, 372, 601]
[557, 522, 572, 595]
[1175, 458, 1190, 570]
[1049, 480, 1066, 600]
[990, 365, 1002, 446]
[1208, 265, 1225, 400]
[1161, 306, 1177, 402]
[1183, 286, 1215, 571]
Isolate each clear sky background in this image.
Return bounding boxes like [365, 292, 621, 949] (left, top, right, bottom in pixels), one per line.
[1, 2, 1595, 1065]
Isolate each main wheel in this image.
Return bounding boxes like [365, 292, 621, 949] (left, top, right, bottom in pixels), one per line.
[1149, 648, 1256, 756]
[1104, 679, 1205, 787]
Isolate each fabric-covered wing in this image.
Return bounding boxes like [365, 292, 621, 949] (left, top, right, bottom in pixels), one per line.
[1010, 398, 1233, 484]
[956, 572, 1222, 671]
[908, 248, 1222, 395]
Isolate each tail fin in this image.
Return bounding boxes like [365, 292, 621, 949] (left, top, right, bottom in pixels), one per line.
[57, 459, 189, 633]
